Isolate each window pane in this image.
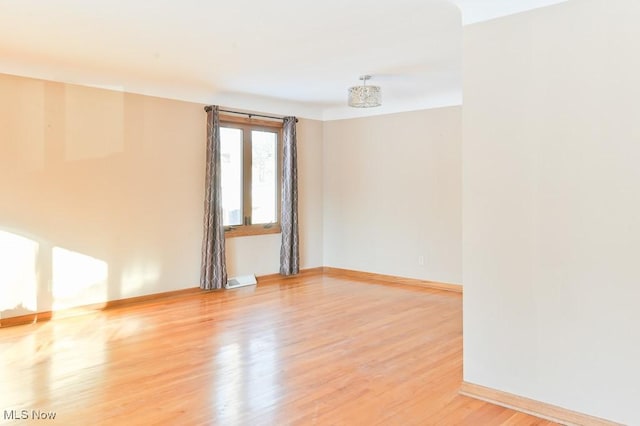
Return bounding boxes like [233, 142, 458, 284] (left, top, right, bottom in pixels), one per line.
[220, 127, 243, 226]
[251, 131, 277, 224]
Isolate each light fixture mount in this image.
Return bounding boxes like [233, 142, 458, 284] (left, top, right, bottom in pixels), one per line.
[348, 75, 381, 108]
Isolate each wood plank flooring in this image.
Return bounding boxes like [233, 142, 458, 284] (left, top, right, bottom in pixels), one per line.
[0, 274, 557, 425]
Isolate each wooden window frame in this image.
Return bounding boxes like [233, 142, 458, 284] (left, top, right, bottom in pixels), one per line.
[220, 114, 282, 238]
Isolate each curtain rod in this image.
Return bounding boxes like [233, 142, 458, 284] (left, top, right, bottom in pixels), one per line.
[204, 106, 298, 123]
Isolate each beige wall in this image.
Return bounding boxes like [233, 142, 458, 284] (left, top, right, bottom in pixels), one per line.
[323, 107, 462, 284]
[0, 73, 324, 319]
[0, 72, 458, 321]
[463, 1, 640, 424]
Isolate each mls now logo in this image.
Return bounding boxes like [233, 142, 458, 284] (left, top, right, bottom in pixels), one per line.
[4, 409, 57, 420]
[3, 410, 29, 420]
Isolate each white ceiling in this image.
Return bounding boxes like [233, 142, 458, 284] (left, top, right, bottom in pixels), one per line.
[0, 0, 566, 120]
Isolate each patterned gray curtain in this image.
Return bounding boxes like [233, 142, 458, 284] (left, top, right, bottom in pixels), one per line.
[280, 117, 299, 275]
[200, 106, 227, 290]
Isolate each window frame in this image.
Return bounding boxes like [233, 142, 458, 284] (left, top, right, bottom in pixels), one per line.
[219, 114, 282, 238]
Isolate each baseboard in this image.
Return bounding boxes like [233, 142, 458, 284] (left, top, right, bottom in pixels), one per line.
[322, 267, 462, 293]
[0, 266, 457, 328]
[459, 382, 621, 426]
[0, 311, 53, 328]
[0, 287, 201, 328]
[257, 267, 325, 284]
[102, 287, 202, 308]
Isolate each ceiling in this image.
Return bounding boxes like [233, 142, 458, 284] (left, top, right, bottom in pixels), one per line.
[0, 0, 566, 120]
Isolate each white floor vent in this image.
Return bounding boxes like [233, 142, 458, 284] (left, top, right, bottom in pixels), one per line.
[225, 274, 257, 289]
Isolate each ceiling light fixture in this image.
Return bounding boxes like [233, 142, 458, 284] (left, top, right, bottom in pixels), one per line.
[348, 75, 381, 108]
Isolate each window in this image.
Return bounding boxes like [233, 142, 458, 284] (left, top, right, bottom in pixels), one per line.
[220, 115, 281, 237]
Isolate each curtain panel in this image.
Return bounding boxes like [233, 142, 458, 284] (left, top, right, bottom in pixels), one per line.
[200, 106, 228, 290]
[280, 117, 299, 275]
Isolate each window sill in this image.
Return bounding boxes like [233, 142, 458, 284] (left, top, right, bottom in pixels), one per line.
[224, 225, 281, 238]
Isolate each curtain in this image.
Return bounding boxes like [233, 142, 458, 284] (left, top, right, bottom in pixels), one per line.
[200, 106, 227, 290]
[280, 117, 299, 275]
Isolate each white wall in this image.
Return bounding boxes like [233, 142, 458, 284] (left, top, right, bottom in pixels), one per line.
[323, 108, 462, 284]
[0, 74, 324, 319]
[463, 1, 640, 424]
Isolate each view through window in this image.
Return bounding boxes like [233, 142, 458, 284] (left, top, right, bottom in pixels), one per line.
[219, 118, 281, 236]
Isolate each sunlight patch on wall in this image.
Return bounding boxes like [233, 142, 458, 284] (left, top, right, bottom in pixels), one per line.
[120, 262, 161, 298]
[52, 247, 108, 310]
[0, 230, 38, 313]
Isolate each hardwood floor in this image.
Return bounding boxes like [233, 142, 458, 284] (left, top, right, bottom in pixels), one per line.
[0, 274, 557, 425]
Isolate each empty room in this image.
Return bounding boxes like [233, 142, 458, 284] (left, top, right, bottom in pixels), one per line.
[1, 0, 638, 424]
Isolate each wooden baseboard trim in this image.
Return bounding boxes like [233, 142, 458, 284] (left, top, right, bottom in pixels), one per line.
[459, 382, 620, 426]
[1, 266, 457, 327]
[0, 287, 202, 328]
[322, 267, 462, 293]
[257, 267, 325, 284]
[0, 312, 52, 328]
[102, 287, 202, 309]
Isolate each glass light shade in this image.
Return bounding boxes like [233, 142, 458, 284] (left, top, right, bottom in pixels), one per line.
[348, 85, 381, 108]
